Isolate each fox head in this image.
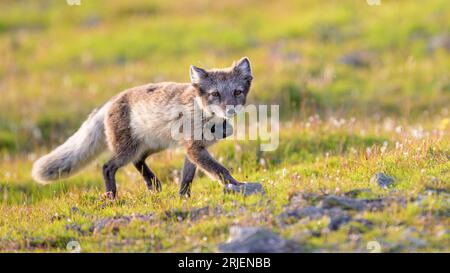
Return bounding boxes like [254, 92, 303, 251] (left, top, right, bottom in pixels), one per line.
[190, 57, 253, 119]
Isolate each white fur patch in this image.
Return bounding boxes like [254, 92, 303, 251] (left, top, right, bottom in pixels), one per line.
[130, 101, 184, 152]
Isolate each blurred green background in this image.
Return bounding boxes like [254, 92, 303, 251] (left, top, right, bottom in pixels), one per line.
[0, 0, 449, 253]
[1, 0, 449, 154]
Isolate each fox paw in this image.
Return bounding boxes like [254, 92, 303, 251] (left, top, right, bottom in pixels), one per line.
[103, 191, 116, 200]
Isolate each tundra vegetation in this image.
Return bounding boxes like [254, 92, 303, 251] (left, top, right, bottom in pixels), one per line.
[0, 0, 449, 252]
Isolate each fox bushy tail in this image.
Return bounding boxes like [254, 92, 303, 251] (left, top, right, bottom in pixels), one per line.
[32, 103, 110, 184]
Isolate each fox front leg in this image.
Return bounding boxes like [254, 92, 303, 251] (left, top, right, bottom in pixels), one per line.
[186, 143, 242, 186]
[180, 121, 234, 197]
[179, 156, 197, 197]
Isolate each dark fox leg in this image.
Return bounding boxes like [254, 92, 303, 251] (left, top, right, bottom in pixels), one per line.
[103, 156, 129, 199]
[179, 156, 197, 197]
[186, 143, 242, 186]
[133, 156, 162, 192]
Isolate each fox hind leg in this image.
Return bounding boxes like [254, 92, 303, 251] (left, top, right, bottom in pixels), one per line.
[133, 155, 162, 192]
[103, 156, 130, 199]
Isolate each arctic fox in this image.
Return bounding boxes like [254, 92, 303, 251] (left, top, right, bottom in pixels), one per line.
[32, 57, 253, 198]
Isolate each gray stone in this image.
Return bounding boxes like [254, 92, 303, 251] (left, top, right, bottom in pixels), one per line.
[320, 195, 384, 211]
[224, 182, 266, 196]
[164, 206, 211, 221]
[277, 206, 325, 226]
[81, 15, 101, 28]
[218, 226, 301, 253]
[416, 190, 450, 212]
[290, 192, 324, 205]
[343, 188, 372, 198]
[400, 228, 428, 249]
[424, 187, 450, 197]
[90, 213, 154, 234]
[339, 51, 374, 68]
[320, 195, 366, 211]
[286, 206, 324, 219]
[328, 214, 352, 231]
[278, 192, 389, 231]
[353, 218, 374, 228]
[327, 210, 374, 232]
[348, 219, 374, 234]
[428, 34, 450, 53]
[65, 223, 84, 234]
[371, 172, 395, 188]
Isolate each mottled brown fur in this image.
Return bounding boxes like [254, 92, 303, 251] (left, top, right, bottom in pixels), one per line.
[105, 93, 135, 155]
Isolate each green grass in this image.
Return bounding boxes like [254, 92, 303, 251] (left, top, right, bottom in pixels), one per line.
[0, 0, 449, 252]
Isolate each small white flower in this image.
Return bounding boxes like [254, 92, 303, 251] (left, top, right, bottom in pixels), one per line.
[259, 158, 266, 166]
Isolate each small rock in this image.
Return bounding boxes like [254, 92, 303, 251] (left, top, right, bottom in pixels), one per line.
[400, 228, 428, 249]
[277, 206, 324, 226]
[408, 237, 428, 248]
[424, 187, 450, 197]
[288, 192, 324, 207]
[164, 206, 211, 221]
[325, 207, 352, 230]
[416, 190, 450, 213]
[70, 207, 79, 213]
[328, 214, 352, 231]
[278, 192, 386, 231]
[320, 195, 384, 211]
[285, 206, 324, 219]
[90, 217, 130, 234]
[81, 15, 101, 28]
[218, 226, 301, 253]
[190, 206, 211, 220]
[327, 211, 374, 232]
[224, 182, 266, 196]
[90, 213, 154, 234]
[428, 34, 450, 53]
[320, 195, 366, 211]
[371, 172, 395, 188]
[354, 218, 373, 228]
[339, 51, 374, 68]
[429, 176, 440, 184]
[343, 188, 372, 198]
[65, 224, 84, 234]
[348, 219, 374, 234]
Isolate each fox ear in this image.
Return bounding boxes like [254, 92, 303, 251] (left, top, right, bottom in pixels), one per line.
[233, 57, 252, 78]
[190, 65, 208, 84]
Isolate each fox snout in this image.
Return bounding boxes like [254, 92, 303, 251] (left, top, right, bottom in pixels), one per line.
[225, 104, 245, 118]
[206, 104, 243, 119]
[225, 107, 236, 117]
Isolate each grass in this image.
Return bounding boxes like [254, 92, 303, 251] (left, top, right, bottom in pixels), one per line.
[0, 0, 449, 252]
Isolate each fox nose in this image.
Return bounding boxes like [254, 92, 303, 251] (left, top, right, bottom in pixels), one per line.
[226, 108, 236, 117]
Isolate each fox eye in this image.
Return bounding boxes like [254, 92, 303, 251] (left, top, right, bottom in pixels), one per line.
[234, 90, 243, 96]
[210, 91, 220, 97]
